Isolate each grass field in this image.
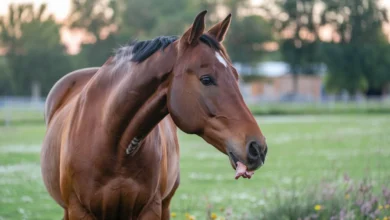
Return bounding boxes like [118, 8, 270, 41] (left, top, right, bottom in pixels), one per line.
[0, 114, 390, 219]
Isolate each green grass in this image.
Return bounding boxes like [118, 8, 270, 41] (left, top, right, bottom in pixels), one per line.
[0, 108, 44, 126]
[0, 115, 389, 219]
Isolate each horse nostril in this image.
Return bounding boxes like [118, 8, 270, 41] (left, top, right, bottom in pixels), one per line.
[247, 141, 267, 168]
[261, 146, 268, 162]
[248, 141, 260, 160]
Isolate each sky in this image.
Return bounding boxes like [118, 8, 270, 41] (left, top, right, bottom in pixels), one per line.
[1, 0, 390, 54]
[0, 0, 265, 17]
[0, 0, 82, 53]
[1, 0, 70, 20]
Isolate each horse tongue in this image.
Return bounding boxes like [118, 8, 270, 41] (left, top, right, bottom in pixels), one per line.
[235, 161, 255, 180]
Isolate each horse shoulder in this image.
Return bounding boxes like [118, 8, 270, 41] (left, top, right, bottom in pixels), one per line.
[44, 67, 100, 125]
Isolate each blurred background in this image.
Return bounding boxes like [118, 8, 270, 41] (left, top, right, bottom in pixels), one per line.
[0, 0, 390, 219]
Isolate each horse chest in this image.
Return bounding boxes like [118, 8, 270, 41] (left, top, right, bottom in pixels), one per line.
[74, 143, 178, 218]
[61, 114, 180, 218]
[86, 177, 156, 218]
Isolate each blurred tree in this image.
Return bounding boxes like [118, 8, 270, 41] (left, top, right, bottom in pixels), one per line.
[321, 43, 368, 95]
[362, 44, 390, 95]
[263, 0, 322, 95]
[66, 0, 118, 67]
[321, 0, 390, 96]
[210, 0, 274, 69]
[321, 0, 387, 44]
[67, 0, 199, 66]
[116, 0, 218, 39]
[0, 56, 14, 94]
[66, 0, 273, 69]
[0, 4, 72, 96]
[116, 0, 188, 39]
[67, 0, 117, 42]
[225, 15, 273, 67]
[76, 33, 119, 67]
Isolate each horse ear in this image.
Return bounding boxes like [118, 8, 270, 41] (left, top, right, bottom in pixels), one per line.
[207, 13, 232, 42]
[182, 10, 207, 46]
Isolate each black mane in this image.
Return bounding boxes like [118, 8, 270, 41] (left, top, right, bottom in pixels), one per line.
[130, 35, 179, 62]
[117, 34, 221, 63]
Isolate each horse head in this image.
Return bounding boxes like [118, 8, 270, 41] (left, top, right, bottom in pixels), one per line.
[168, 11, 268, 179]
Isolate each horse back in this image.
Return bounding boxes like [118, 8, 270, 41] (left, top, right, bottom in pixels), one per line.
[44, 67, 99, 125]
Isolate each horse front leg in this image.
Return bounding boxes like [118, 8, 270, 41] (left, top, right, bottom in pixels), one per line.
[62, 208, 68, 220]
[161, 199, 173, 220]
[138, 194, 162, 220]
[161, 175, 180, 220]
[66, 194, 95, 220]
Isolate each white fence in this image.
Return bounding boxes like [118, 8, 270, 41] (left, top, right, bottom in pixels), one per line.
[0, 96, 45, 126]
[1, 94, 389, 126]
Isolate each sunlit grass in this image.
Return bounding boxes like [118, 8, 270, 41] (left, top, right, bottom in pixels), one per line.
[0, 115, 389, 219]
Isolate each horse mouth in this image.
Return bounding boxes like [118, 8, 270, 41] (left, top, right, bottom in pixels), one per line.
[228, 152, 239, 168]
[228, 152, 255, 180]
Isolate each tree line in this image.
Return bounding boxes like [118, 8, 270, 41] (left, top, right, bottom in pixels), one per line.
[0, 0, 389, 97]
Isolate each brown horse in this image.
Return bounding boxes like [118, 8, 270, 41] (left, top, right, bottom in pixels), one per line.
[41, 10, 267, 219]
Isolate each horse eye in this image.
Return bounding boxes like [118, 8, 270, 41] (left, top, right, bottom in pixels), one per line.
[200, 75, 215, 86]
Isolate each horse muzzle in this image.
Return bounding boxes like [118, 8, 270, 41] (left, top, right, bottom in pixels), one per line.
[227, 139, 267, 179]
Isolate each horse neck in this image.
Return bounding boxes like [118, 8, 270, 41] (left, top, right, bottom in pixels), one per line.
[94, 43, 178, 155]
